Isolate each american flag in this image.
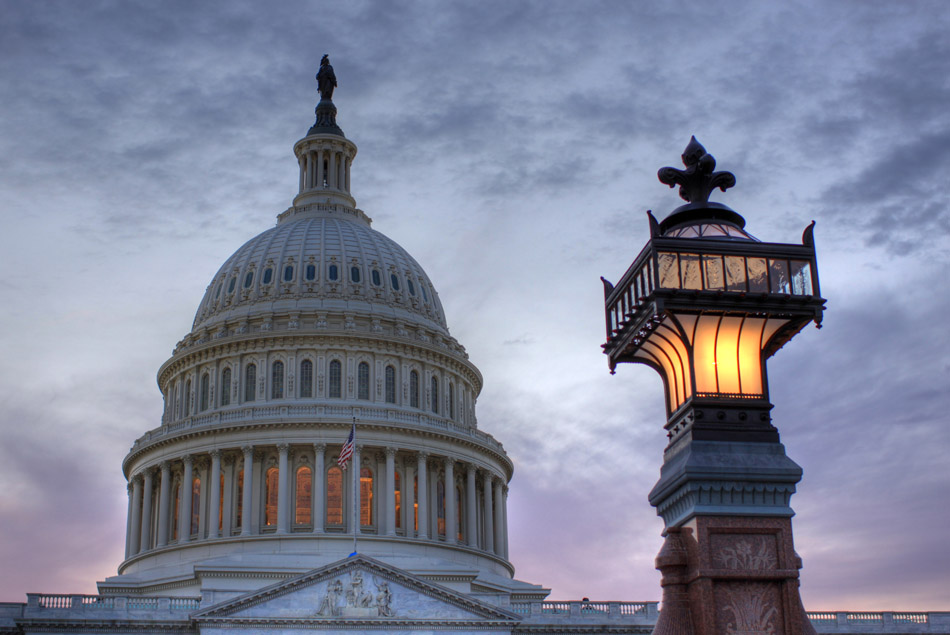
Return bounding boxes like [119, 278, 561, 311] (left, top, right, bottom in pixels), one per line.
[338, 421, 355, 469]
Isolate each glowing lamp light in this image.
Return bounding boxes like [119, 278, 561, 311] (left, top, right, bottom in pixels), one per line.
[602, 138, 825, 442]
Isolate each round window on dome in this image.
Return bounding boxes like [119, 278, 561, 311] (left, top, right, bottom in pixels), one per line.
[371, 270, 381, 286]
[244, 272, 254, 288]
[283, 265, 294, 282]
[262, 268, 273, 285]
[329, 264, 339, 281]
[407, 279, 416, 296]
[351, 266, 361, 283]
[228, 277, 236, 293]
[390, 274, 400, 291]
[305, 264, 316, 281]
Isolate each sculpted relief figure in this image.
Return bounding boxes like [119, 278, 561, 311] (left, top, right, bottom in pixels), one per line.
[346, 571, 374, 608]
[317, 579, 344, 617]
[375, 578, 394, 617]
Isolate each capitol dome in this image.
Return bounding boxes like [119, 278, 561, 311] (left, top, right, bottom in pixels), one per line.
[106, 67, 537, 605]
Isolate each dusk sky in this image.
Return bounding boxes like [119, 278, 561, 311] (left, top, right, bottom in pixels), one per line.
[2, 0, 949, 611]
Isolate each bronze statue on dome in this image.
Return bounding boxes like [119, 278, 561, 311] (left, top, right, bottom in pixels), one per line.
[317, 54, 337, 101]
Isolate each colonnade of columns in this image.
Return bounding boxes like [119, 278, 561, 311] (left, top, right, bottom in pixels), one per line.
[298, 146, 352, 194]
[124, 443, 509, 563]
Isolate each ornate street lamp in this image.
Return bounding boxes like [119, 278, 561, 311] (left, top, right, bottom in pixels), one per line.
[602, 137, 825, 635]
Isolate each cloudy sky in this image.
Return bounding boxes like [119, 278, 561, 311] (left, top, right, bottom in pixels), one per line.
[2, 0, 949, 611]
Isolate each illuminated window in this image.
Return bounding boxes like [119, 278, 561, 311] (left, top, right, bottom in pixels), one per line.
[190, 477, 200, 535]
[360, 467, 374, 527]
[431, 377, 439, 414]
[410, 371, 419, 408]
[199, 373, 210, 411]
[394, 470, 402, 530]
[357, 362, 370, 400]
[329, 360, 342, 398]
[385, 365, 396, 404]
[295, 466, 312, 525]
[413, 475, 418, 531]
[271, 361, 284, 399]
[245, 364, 256, 402]
[264, 467, 279, 527]
[437, 479, 446, 537]
[326, 466, 343, 526]
[300, 360, 313, 398]
[221, 368, 231, 406]
[235, 469, 243, 530]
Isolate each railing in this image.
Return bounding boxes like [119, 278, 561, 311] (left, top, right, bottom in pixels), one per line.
[514, 600, 659, 621]
[27, 594, 200, 613]
[805, 611, 932, 626]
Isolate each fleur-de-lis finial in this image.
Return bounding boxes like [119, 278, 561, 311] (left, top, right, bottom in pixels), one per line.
[657, 136, 736, 205]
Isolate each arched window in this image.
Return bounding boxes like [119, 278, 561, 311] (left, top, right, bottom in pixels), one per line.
[172, 482, 181, 540]
[407, 279, 416, 296]
[360, 467, 374, 527]
[328, 264, 339, 281]
[371, 270, 381, 286]
[421, 284, 429, 303]
[390, 273, 400, 291]
[228, 277, 236, 293]
[394, 470, 402, 530]
[431, 377, 439, 414]
[190, 477, 200, 536]
[271, 361, 284, 399]
[235, 469, 243, 531]
[245, 364, 257, 402]
[357, 362, 370, 400]
[385, 365, 396, 404]
[262, 268, 273, 284]
[326, 466, 343, 526]
[300, 360, 313, 398]
[283, 265, 294, 282]
[264, 467, 279, 527]
[184, 379, 192, 417]
[295, 466, 312, 525]
[200, 373, 210, 411]
[436, 479, 446, 537]
[413, 475, 418, 532]
[410, 371, 419, 408]
[244, 271, 254, 288]
[350, 266, 361, 283]
[328, 360, 342, 398]
[221, 368, 231, 406]
[448, 382, 455, 419]
[305, 264, 316, 281]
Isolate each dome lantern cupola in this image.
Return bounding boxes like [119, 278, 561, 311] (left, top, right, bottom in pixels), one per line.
[293, 55, 357, 209]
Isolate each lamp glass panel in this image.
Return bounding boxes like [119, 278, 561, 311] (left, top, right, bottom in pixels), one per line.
[790, 260, 813, 296]
[703, 255, 724, 291]
[724, 256, 747, 291]
[658, 252, 679, 288]
[738, 318, 765, 395]
[769, 259, 791, 294]
[715, 317, 743, 394]
[638, 341, 681, 412]
[693, 315, 721, 394]
[747, 258, 768, 292]
[680, 253, 702, 290]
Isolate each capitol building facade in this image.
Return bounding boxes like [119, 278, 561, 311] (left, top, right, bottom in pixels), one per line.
[1, 67, 947, 635]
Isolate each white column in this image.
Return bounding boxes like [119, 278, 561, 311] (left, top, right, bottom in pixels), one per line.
[179, 455, 194, 542]
[124, 484, 133, 559]
[208, 450, 222, 539]
[299, 154, 306, 191]
[277, 444, 289, 534]
[313, 444, 326, 533]
[416, 452, 428, 539]
[353, 445, 362, 533]
[317, 149, 325, 187]
[139, 469, 154, 552]
[345, 156, 351, 192]
[493, 478, 504, 557]
[128, 478, 141, 557]
[444, 458, 456, 544]
[385, 448, 396, 536]
[482, 472, 494, 553]
[466, 464, 477, 547]
[221, 454, 234, 536]
[328, 150, 337, 190]
[157, 461, 171, 547]
[502, 484, 510, 558]
[404, 461, 415, 537]
[241, 446, 253, 536]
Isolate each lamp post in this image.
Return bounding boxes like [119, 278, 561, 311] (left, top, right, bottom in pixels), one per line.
[602, 137, 825, 635]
